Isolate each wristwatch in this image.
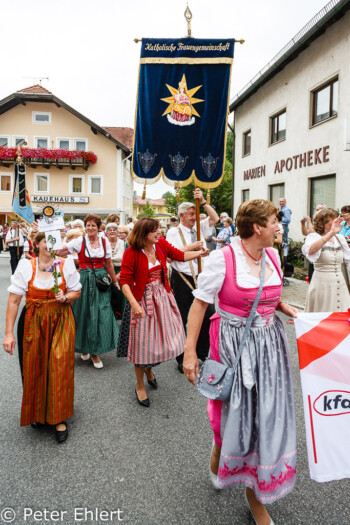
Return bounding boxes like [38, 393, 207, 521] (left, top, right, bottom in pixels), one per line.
[202, 200, 207, 206]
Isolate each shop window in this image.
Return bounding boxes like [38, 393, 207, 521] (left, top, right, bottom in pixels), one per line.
[310, 175, 335, 216]
[242, 189, 250, 202]
[243, 130, 251, 156]
[270, 110, 286, 145]
[269, 183, 285, 207]
[312, 77, 338, 125]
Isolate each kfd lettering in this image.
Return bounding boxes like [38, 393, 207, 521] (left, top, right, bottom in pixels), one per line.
[323, 394, 350, 411]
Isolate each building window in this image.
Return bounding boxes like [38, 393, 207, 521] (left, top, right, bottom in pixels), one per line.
[242, 189, 250, 202]
[0, 136, 10, 147]
[312, 77, 338, 125]
[35, 173, 49, 194]
[269, 183, 285, 207]
[243, 130, 251, 156]
[12, 136, 28, 147]
[270, 110, 286, 145]
[35, 137, 49, 148]
[70, 174, 84, 194]
[57, 138, 71, 149]
[310, 175, 335, 216]
[88, 175, 103, 195]
[32, 111, 52, 124]
[0, 174, 12, 192]
[74, 139, 87, 151]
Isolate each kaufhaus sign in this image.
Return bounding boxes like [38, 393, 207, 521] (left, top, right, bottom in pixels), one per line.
[31, 196, 89, 204]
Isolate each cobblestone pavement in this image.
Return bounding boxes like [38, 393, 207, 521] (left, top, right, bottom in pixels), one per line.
[282, 277, 308, 310]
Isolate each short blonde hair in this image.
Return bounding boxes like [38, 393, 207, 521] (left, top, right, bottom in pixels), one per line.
[313, 208, 338, 235]
[65, 228, 84, 243]
[236, 199, 278, 239]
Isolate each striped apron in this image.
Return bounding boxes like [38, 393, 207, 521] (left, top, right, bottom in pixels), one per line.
[20, 259, 75, 426]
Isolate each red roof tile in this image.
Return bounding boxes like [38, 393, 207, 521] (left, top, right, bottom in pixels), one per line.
[17, 84, 52, 94]
[134, 196, 165, 206]
[104, 127, 134, 150]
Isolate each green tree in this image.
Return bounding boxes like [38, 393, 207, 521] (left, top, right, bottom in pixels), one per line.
[138, 201, 155, 218]
[163, 131, 233, 218]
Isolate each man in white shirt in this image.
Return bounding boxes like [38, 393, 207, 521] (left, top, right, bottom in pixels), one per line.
[166, 188, 219, 372]
[5, 220, 25, 274]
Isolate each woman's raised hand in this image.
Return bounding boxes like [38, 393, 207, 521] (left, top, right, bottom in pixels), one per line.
[331, 217, 343, 235]
[3, 334, 16, 355]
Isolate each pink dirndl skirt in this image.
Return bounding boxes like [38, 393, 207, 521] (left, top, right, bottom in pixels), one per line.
[127, 277, 185, 365]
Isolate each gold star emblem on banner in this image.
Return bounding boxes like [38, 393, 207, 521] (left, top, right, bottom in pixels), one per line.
[161, 74, 204, 118]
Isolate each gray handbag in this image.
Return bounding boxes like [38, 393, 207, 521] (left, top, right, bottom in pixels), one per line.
[197, 249, 266, 401]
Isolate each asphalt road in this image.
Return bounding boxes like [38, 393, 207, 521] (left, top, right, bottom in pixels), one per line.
[0, 258, 349, 525]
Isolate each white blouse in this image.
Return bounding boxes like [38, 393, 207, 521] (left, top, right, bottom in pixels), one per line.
[8, 256, 82, 296]
[110, 239, 126, 265]
[193, 237, 282, 304]
[302, 233, 350, 270]
[66, 233, 112, 259]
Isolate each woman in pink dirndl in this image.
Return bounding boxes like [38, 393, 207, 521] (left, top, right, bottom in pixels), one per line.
[184, 200, 298, 525]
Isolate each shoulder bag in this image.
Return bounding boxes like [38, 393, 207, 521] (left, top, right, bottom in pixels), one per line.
[83, 237, 112, 292]
[197, 248, 266, 401]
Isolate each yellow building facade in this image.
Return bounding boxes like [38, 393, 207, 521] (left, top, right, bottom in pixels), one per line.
[133, 195, 171, 224]
[0, 85, 134, 223]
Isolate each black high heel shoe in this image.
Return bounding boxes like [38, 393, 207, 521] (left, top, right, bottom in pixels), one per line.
[55, 421, 68, 443]
[135, 389, 150, 407]
[147, 376, 158, 389]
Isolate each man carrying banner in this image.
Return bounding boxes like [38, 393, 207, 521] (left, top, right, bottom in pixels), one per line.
[166, 188, 218, 372]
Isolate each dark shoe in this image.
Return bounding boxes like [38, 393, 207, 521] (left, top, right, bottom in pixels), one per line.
[177, 362, 184, 374]
[55, 422, 68, 443]
[30, 422, 42, 429]
[147, 376, 158, 389]
[135, 389, 150, 407]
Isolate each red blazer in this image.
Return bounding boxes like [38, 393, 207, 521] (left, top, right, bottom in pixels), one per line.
[120, 237, 185, 302]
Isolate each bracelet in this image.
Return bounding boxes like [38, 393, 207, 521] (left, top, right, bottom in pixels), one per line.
[201, 200, 207, 206]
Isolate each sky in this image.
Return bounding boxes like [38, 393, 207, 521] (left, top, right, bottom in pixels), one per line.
[1, 0, 330, 198]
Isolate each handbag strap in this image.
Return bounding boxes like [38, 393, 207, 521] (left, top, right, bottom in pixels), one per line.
[229, 246, 266, 374]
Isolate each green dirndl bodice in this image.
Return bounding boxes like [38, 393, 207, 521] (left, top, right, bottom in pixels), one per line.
[72, 267, 119, 354]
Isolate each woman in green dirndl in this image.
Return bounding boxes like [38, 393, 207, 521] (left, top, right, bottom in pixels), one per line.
[58, 214, 119, 369]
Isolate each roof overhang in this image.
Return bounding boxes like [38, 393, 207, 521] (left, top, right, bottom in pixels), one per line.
[230, 0, 350, 112]
[0, 92, 131, 154]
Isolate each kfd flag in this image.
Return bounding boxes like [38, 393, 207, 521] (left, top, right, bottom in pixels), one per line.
[295, 312, 350, 482]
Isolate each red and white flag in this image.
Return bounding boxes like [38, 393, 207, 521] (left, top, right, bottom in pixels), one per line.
[295, 312, 350, 482]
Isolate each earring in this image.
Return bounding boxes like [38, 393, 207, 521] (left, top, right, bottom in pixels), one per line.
[258, 232, 261, 236]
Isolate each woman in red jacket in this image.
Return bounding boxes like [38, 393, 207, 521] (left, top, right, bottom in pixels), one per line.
[118, 217, 203, 407]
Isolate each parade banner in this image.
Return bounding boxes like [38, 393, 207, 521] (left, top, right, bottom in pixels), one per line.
[132, 38, 235, 188]
[295, 312, 350, 482]
[12, 163, 34, 224]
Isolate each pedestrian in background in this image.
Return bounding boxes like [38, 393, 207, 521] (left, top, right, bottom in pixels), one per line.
[118, 218, 203, 407]
[339, 205, 350, 242]
[184, 199, 298, 524]
[106, 222, 126, 319]
[169, 216, 179, 228]
[279, 197, 292, 256]
[302, 208, 350, 312]
[5, 220, 25, 274]
[3, 232, 81, 442]
[300, 204, 326, 283]
[118, 225, 130, 243]
[213, 217, 233, 249]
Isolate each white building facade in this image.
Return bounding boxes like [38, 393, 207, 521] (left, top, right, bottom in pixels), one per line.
[231, 0, 350, 242]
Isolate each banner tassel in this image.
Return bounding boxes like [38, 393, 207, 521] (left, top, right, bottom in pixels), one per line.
[142, 182, 146, 200]
[176, 184, 180, 203]
[207, 189, 211, 204]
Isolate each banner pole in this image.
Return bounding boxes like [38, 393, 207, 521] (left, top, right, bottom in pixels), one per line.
[195, 185, 201, 274]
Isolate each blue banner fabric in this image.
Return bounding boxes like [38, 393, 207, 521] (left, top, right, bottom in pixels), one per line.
[12, 163, 34, 224]
[132, 38, 235, 188]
